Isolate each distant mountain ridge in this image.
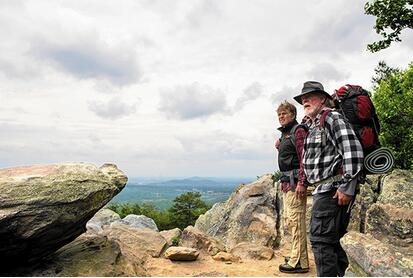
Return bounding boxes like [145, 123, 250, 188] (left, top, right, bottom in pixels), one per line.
[110, 176, 255, 209]
[146, 177, 221, 187]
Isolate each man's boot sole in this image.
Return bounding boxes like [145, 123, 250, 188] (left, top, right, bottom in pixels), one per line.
[279, 268, 309, 274]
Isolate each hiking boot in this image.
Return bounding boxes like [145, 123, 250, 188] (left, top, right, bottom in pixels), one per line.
[279, 262, 309, 274]
[284, 256, 290, 264]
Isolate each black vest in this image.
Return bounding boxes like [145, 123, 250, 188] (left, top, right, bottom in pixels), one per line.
[278, 120, 300, 172]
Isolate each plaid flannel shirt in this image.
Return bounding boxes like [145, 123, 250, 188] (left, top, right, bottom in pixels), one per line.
[303, 108, 364, 196]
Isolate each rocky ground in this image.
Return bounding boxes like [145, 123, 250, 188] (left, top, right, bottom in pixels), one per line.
[3, 164, 411, 277]
[146, 242, 317, 277]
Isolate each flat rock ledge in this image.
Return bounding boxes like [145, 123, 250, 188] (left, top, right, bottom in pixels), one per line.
[0, 162, 127, 268]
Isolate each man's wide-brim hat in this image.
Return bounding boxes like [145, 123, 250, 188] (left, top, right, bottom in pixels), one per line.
[293, 81, 333, 104]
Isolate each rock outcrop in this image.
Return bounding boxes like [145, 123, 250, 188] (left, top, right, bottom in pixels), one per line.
[194, 174, 279, 255]
[0, 163, 127, 267]
[7, 167, 412, 276]
[27, 233, 147, 277]
[341, 169, 413, 276]
[10, 220, 169, 276]
[341, 231, 412, 277]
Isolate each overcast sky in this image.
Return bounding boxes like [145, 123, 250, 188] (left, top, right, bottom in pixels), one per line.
[0, 0, 411, 177]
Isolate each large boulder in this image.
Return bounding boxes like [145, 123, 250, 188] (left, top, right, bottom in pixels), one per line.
[378, 169, 413, 208]
[365, 170, 413, 246]
[366, 203, 413, 246]
[341, 231, 413, 277]
[342, 170, 413, 276]
[194, 174, 279, 252]
[7, 222, 168, 276]
[0, 163, 127, 266]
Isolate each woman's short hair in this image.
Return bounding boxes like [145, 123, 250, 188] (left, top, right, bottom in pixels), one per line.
[276, 101, 297, 118]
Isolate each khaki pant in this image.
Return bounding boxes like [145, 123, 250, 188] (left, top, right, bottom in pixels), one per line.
[283, 190, 309, 268]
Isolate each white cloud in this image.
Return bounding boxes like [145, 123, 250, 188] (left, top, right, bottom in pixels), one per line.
[235, 82, 264, 109]
[271, 85, 301, 106]
[159, 82, 228, 120]
[88, 96, 139, 120]
[290, 1, 375, 54]
[31, 34, 143, 86]
[306, 63, 350, 83]
[0, 0, 411, 176]
[0, 57, 39, 80]
[184, 0, 222, 29]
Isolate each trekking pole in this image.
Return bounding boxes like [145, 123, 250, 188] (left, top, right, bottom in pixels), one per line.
[346, 196, 356, 213]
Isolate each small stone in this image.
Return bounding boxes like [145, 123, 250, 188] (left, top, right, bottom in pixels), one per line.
[212, 251, 240, 263]
[164, 247, 199, 261]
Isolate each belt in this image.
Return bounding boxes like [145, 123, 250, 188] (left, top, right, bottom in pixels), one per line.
[310, 174, 342, 187]
[282, 169, 300, 187]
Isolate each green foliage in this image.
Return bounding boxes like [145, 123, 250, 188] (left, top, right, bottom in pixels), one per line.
[171, 236, 180, 246]
[106, 202, 142, 218]
[371, 61, 401, 89]
[168, 192, 210, 230]
[107, 191, 211, 231]
[365, 0, 413, 52]
[372, 62, 413, 169]
[139, 203, 175, 231]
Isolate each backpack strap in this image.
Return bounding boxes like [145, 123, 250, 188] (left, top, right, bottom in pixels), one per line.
[289, 124, 299, 147]
[289, 123, 308, 148]
[318, 109, 333, 147]
[319, 108, 332, 129]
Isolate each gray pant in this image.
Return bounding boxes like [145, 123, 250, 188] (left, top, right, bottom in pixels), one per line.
[310, 190, 352, 277]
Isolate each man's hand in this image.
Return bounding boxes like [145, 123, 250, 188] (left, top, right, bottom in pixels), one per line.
[333, 190, 353, 205]
[295, 182, 306, 198]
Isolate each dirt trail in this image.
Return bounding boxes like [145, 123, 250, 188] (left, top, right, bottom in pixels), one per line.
[146, 243, 317, 277]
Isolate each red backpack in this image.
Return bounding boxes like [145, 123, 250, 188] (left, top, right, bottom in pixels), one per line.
[329, 84, 381, 155]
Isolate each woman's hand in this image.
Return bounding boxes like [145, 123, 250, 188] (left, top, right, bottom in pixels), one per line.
[295, 182, 306, 198]
[275, 138, 281, 149]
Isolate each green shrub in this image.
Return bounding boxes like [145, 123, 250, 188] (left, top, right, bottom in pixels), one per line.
[372, 62, 413, 170]
[168, 192, 210, 230]
[171, 236, 180, 246]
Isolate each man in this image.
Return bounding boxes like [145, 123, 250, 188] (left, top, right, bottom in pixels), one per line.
[294, 81, 364, 277]
[275, 101, 309, 274]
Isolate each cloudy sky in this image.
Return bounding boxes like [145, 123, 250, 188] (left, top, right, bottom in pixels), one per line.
[0, 0, 411, 177]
